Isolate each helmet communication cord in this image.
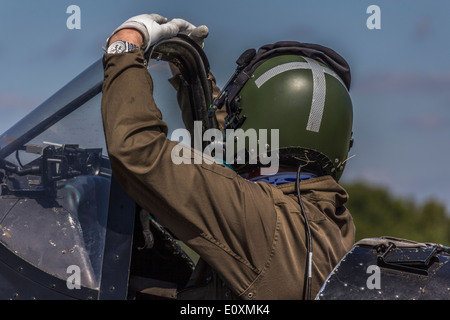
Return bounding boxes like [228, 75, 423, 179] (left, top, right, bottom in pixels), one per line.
[296, 164, 313, 300]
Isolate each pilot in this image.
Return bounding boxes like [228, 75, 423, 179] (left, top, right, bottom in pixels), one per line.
[101, 14, 355, 300]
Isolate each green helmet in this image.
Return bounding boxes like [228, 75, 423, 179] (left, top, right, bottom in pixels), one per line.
[216, 42, 354, 181]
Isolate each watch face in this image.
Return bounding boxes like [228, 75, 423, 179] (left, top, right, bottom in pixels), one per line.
[107, 41, 126, 54]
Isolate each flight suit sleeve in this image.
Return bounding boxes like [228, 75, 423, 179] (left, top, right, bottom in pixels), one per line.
[101, 50, 277, 295]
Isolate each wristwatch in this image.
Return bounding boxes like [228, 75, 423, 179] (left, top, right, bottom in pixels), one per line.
[107, 40, 140, 54]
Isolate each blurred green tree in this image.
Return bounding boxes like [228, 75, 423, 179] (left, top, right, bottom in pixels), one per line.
[343, 181, 450, 245]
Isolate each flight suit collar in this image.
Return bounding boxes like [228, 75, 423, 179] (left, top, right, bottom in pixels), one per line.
[274, 175, 349, 207]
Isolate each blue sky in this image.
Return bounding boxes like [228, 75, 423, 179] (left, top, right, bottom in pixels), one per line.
[1, 0, 450, 211]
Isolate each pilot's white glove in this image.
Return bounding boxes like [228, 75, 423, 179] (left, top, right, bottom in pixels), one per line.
[170, 18, 209, 48]
[109, 14, 180, 52]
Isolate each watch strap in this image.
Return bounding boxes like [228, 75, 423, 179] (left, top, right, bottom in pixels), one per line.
[125, 41, 140, 52]
[107, 40, 140, 54]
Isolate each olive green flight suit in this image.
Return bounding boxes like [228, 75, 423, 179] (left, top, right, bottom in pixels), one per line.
[101, 49, 355, 300]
